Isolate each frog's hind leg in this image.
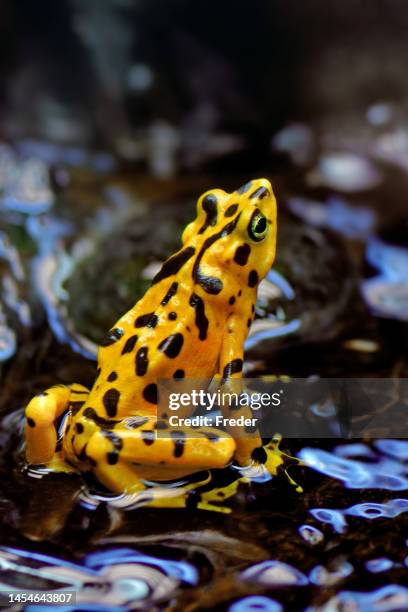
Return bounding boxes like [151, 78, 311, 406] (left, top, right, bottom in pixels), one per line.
[137, 471, 249, 514]
[85, 423, 236, 500]
[25, 383, 89, 464]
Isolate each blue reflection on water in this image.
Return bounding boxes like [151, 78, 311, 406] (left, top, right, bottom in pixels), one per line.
[241, 560, 308, 587]
[298, 525, 324, 545]
[229, 595, 282, 612]
[27, 215, 97, 360]
[309, 560, 353, 585]
[309, 508, 347, 534]
[347, 499, 408, 519]
[366, 238, 408, 281]
[374, 440, 408, 460]
[288, 196, 376, 239]
[365, 557, 395, 573]
[0, 546, 197, 612]
[362, 237, 408, 321]
[310, 499, 408, 533]
[245, 318, 301, 350]
[84, 547, 197, 584]
[302, 441, 408, 533]
[298, 441, 408, 490]
[309, 584, 408, 612]
[15, 140, 115, 173]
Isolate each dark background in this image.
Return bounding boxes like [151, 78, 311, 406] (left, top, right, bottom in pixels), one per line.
[1, 0, 408, 174]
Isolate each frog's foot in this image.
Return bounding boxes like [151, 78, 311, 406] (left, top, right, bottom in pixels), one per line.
[85, 423, 236, 499]
[264, 435, 303, 492]
[192, 473, 250, 513]
[25, 383, 90, 464]
[237, 436, 303, 493]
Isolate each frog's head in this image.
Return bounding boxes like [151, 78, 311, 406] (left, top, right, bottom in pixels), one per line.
[182, 178, 277, 296]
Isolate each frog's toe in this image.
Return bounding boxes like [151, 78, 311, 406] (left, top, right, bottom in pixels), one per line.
[264, 437, 303, 492]
[25, 384, 77, 464]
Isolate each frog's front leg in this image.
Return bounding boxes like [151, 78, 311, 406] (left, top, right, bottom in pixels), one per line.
[85, 421, 236, 495]
[216, 314, 287, 481]
[217, 313, 266, 466]
[218, 317, 302, 487]
[25, 383, 89, 464]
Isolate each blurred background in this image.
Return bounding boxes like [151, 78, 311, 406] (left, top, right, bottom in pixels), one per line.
[1, 0, 407, 376]
[1, 2, 408, 610]
[2, 0, 408, 170]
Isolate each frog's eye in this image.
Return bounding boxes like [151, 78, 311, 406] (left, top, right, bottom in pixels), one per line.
[248, 209, 268, 242]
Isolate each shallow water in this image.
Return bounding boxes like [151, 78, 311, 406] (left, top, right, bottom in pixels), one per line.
[0, 119, 408, 610]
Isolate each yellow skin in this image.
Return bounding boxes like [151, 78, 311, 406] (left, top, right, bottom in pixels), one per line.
[25, 178, 288, 512]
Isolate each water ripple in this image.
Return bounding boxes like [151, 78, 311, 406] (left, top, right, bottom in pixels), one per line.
[229, 596, 282, 612]
[309, 560, 353, 586]
[241, 560, 308, 587]
[309, 509, 347, 534]
[374, 440, 408, 460]
[310, 499, 408, 533]
[365, 557, 396, 573]
[0, 546, 197, 611]
[298, 444, 408, 490]
[309, 584, 408, 612]
[298, 525, 324, 546]
[362, 237, 408, 321]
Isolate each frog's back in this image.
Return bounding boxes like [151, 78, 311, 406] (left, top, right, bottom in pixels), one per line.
[84, 276, 223, 418]
[74, 178, 277, 422]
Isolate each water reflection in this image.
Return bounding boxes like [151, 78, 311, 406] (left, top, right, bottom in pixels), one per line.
[0, 546, 197, 611]
[362, 237, 408, 321]
[365, 557, 396, 573]
[299, 441, 408, 490]
[309, 559, 353, 586]
[288, 196, 376, 239]
[310, 584, 408, 612]
[230, 595, 282, 612]
[297, 525, 324, 546]
[241, 560, 308, 587]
